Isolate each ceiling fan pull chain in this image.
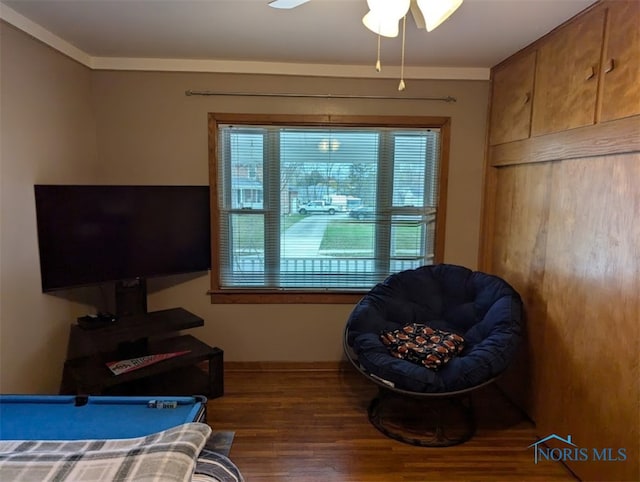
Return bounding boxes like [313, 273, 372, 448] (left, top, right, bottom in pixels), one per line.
[398, 15, 407, 91]
[376, 33, 382, 72]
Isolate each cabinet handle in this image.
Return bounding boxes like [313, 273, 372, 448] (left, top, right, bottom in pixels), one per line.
[523, 92, 531, 104]
[604, 58, 616, 73]
[585, 65, 596, 80]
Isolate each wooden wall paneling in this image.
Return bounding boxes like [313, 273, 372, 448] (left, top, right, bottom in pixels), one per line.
[476, 164, 496, 272]
[598, 0, 640, 122]
[489, 50, 537, 146]
[490, 115, 640, 168]
[490, 162, 552, 420]
[477, 64, 500, 272]
[482, 2, 640, 481]
[538, 154, 639, 481]
[531, 8, 606, 136]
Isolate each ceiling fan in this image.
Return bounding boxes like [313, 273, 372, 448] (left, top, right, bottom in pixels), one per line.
[268, 0, 464, 91]
[268, 0, 464, 34]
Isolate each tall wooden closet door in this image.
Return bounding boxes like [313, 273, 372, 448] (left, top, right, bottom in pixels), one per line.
[540, 153, 639, 482]
[490, 162, 552, 419]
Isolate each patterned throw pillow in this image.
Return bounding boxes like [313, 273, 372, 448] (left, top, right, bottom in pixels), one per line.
[380, 323, 465, 370]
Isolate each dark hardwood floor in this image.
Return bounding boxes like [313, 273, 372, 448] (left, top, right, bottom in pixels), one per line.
[206, 364, 577, 482]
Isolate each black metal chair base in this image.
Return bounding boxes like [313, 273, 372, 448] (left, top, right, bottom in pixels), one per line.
[367, 387, 476, 447]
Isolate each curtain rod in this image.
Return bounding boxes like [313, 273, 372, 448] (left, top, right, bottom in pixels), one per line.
[185, 90, 456, 103]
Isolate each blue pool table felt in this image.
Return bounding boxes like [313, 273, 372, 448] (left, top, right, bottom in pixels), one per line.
[0, 395, 205, 440]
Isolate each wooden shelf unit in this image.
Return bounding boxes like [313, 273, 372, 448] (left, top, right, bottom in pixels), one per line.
[61, 308, 224, 399]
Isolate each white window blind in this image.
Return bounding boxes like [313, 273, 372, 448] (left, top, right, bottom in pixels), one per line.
[216, 123, 441, 292]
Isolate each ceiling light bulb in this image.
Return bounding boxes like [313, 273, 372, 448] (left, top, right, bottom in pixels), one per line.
[417, 0, 464, 32]
[362, 10, 400, 37]
[367, 0, 411, 20]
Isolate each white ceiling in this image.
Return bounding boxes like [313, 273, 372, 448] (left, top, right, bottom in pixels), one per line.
[1, 0, 596, 79]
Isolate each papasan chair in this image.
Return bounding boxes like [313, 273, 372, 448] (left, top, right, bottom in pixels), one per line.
[344, 263, 523, 446]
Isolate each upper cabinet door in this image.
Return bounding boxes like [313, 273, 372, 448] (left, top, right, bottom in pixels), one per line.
[489, 51, 536, 146]
[532, 9, 606, 136]
[599, 0, 640, 123]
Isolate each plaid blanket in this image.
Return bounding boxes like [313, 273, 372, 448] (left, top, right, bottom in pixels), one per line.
[193, 450, 244, 482]
[0, 423, 211, 482]
[193, 435, 244, 482]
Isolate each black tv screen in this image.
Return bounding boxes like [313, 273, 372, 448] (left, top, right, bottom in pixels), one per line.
[34, 185, 211, 292]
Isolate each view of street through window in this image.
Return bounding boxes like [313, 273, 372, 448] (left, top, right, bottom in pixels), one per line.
[218, 126, 440, 289]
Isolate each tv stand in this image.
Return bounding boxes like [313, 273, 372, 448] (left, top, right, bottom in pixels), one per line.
[61, 308, 223, 398]
[115, 278, 148, 317]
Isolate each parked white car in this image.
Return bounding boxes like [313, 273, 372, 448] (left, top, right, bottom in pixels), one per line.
[298, 200, 337, 215]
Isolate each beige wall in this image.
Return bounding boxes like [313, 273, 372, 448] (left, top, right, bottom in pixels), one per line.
[0, 22, 489, 392]
[92, 70, 489, 363]
[0, 22, 99, 393]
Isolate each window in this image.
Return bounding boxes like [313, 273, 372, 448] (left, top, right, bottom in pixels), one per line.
[208, 114, 449, 303]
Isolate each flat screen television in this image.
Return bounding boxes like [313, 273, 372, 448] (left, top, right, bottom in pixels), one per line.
[34, 185, 211, 311]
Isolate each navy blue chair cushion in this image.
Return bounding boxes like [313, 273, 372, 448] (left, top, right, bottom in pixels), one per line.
[346, 264, 523, 393]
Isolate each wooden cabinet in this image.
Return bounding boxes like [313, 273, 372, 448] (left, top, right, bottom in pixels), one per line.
[531, 8, 606, 136]
[599, 0, 640, 122]
[489, 51, 536, 146]
[482, 2, 640, 481]
[488, 2, 640, 143]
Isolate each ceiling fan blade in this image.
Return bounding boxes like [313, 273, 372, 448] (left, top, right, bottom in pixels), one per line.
[268, 0, 311, 9]
[410, 0, 426, 29]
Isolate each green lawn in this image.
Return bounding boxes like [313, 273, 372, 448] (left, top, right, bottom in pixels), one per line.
[231, 213, 305, 250]
[319, 222, 374, 250]
[320, 220, 423, 252]
[231, 214, 424, 254]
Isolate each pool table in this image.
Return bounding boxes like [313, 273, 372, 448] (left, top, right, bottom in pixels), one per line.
[0, 394, 207, 440]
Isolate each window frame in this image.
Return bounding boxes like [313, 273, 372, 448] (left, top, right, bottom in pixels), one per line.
[208, 113, 450, 304]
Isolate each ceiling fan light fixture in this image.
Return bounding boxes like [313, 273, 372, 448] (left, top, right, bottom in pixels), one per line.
[362, 10, 400, 38]
[367, 0, 411, 21]
[417, 0, 464, 32]
[359, 0, 463, 90]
